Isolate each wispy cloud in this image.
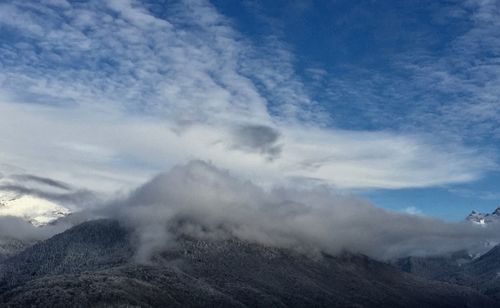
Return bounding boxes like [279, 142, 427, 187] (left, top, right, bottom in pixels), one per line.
[449, 187, 500, 201]
[0, 0, 494, 194]
[0, 170, 100, 211]
[330, 0, 500, 142]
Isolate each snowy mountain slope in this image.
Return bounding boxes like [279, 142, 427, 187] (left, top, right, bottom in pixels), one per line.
[0, 190, 71, 227]
[0, 170, 86, 227]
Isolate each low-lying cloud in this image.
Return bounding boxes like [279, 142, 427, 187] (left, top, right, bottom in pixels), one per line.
[0, 215, 66, 242]
[100, 161, 500, 262]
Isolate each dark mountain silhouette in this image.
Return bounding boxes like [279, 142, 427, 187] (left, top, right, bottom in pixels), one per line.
[0, 219, 496, 307]
[0, 238, 32, 262]
[395, 244, 500, 302]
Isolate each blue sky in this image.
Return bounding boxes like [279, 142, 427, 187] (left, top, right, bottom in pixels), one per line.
[0, 0, 499, 221]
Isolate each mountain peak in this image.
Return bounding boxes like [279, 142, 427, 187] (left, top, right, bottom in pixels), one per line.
[466, 212, 487, 225]
[466, 207, 500, 225]
[492, 207, 500, 216]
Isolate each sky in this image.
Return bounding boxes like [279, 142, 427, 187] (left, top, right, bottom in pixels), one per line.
[0, 0, 499, 221]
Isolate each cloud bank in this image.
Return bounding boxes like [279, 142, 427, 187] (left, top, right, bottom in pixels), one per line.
[0, 216, 67, 243]
[102, 161, 500, 261]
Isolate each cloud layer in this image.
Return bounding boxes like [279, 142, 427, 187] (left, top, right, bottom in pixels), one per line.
[0, 215, 67, 243]
[102, 161, 500, 261]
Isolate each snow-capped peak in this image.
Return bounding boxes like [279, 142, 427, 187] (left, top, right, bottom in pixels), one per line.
[0, 190, 71, 227]
[466, 207, 500, 226]
[492, 207, 500, 217]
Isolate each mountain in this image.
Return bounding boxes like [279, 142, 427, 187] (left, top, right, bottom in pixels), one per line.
[0, 219, 495, 307]
[0, 220, 132, 288]
[460, 244, 500, 299]
[392, 250, 473, 285]
[0, 238, 33, 262]
[0, 189, 71, 226]
[395, 243, 500, 301]
[0, 189, 71, 260]
[466, 207, 500, 226]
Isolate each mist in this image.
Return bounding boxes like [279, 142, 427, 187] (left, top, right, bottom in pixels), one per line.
[96, 160, 500, 262]
[0, 215, 67, 243]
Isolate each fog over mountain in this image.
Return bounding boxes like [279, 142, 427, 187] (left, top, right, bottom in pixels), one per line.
[1, 160, 499, 262]
[0, 216, 60, 242]
[2, 162, 500, 306]
[85, 161, 500, 262]
[0, 170, 99, 259]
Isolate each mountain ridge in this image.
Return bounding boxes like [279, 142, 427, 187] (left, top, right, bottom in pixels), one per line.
[0, 219, 495, 307]
[466, 207, 500, 225]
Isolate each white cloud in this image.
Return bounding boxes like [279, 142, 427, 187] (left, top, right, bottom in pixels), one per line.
[397, 0, 500, 139]
[403, 206, 423, 216]
[106, 161, 500, 261]
[0, 0, 495, 195]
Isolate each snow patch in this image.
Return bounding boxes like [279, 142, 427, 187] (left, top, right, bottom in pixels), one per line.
[0, 190, 70, 226]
